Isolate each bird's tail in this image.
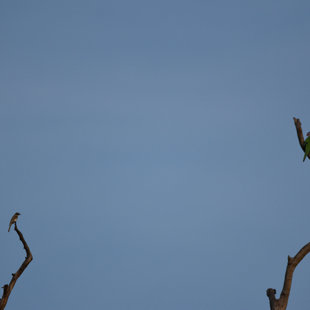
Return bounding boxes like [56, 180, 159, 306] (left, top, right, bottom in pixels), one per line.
[304, 153, 307, 162]
[8, 225, 10, 232]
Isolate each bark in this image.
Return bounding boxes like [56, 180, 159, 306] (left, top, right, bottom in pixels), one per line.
[293, 117, 309, 159]
[0, 222, 33, 310]
[266, 242, 310, 310]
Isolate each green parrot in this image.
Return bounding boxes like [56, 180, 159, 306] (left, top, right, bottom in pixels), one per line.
[303, 132, 310, 161]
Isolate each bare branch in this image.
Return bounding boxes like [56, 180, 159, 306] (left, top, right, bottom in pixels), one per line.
[0, 222, 33, 310]
[266, 242, 310, 310]
[293, 117, 309, 159]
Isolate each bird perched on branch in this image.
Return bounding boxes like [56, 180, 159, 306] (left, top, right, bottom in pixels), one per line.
[303, 132, 310, 162]
[8, 212, 21, 232]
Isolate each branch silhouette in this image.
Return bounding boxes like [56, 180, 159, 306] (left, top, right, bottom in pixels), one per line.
[293, 117, 309, 159]
[0, 221, 33, 310]
[266, 242, 310, 310]
[265, 117, 310, 310]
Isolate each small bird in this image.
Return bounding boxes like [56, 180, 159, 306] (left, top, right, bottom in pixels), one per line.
[8, 212, 21, 232]
[304, 132, 310, 162]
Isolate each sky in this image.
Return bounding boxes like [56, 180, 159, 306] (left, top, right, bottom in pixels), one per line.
[1, 1, 310, 309]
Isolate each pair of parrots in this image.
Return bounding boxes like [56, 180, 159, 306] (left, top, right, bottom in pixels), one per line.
[304, 132, 310, 161]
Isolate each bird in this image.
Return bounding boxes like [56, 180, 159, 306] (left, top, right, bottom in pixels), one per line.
[8, 212, 21, 232]
[304, 132, 310, 162]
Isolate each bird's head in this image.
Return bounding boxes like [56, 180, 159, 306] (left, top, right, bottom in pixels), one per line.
[15, 212, 21, 216]
[307, 132, 310, 137]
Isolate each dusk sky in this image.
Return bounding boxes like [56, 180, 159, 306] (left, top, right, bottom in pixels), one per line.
[1, 1, 310, 309]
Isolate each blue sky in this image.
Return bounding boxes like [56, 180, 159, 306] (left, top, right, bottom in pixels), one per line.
[1, 1, 310, 309]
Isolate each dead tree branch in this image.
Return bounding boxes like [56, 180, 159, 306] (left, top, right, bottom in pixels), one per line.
[266, 242, 310, 310]
[293, 117, 309, 159]
[0, 222, 33, 310]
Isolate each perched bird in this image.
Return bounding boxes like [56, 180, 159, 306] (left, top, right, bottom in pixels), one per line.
[303, 131, 310, 161]
[304, 132, 310, 162]
[8, 212, 21, 232]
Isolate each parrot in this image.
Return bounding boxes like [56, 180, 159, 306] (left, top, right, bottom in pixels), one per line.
[303, 132, 310, 162]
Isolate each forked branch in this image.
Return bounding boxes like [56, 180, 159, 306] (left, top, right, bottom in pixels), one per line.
[266, 242, 310, 310]
[0, 223, 33, 310]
